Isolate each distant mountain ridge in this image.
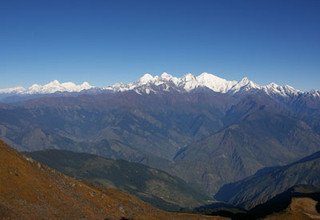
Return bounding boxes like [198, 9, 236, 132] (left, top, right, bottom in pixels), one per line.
[0, 72, 306, 98]
[1, 72, 320, 198]
[114, 72, 300, 97]
[0, 80, 93, 95]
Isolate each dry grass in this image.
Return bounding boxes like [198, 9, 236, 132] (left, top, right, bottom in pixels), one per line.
[0, 140, 224, 220]
[265, 197, 320, 220]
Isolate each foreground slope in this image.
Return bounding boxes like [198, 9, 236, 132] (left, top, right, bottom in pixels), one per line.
[215, 151, 320, 209]
[26, 149, 210, 211]
[0, 140, 222, 220]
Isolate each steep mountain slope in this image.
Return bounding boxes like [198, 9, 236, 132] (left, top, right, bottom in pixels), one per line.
[291, 91, 320, 134]
[0, 73, 320, 199]
[0, 91, 232, 167]
[215, 151, 320, 209]
[26, 149, 210, 211]
[0, 140, 223, 220]
[172, 93, 320, 194]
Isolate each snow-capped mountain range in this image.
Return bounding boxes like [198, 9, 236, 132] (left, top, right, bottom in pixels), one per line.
[0, 72, 315, 97]
[0, 80, 93, 94]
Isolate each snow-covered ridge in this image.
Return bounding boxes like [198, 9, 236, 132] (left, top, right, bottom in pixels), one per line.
[104, 72, 301, 97]
[0, 80, 93, 94]
[308, 90, 320, 98]
[0, 72, 305, 97]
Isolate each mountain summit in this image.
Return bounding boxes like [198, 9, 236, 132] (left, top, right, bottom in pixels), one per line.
[0, 72, 310, 97]
[0, 72, 304, 97]
[105, 72, 304, 97]
[0, 80, 93, 95]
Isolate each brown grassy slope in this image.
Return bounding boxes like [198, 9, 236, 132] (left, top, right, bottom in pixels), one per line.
[0, 140, 224, 220]
[264, 197, 320, 220]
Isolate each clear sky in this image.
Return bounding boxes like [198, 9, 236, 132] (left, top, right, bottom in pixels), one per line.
[1, 0, 320, 90]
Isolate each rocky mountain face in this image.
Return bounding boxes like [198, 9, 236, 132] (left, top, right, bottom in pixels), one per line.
[26, 149, 210, 211]
[215, 151, 320, 209]
[0, 73, 320, 196]
[0, 140, 223, 220]
[172, 93, 320, 194]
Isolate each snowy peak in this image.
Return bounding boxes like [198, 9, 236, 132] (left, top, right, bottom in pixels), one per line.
[230, 77, 260, 93]
[196, 72, 228, 83]
[0, 86, 26, 94]
[0, 80, 93, 95]
[161, 72, 180, 85]
[160, 72, 173, 80]
[237, 77, 257, 88]
[263, 83, 300, 97]
[136, 72, 179, 86]
[180, 73, 198, 91]
[130, 72, 255, 94]
[0, 72, 304, 98]
[308, 90, 320, 98]
[27, 80, 93, 94]
[138, 73, 155, 85]
[195, 72, 237, 93]
[132, 72, 238, 93]
[238, 77, 250, 85]
[28, 80, 93, 94]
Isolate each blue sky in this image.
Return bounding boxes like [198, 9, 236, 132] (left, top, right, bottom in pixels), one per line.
[1, 0, 320, 90]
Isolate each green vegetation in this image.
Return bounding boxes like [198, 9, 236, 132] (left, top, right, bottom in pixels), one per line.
[26, 149, 211, 211]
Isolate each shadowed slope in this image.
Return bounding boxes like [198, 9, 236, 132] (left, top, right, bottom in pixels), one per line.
[173, 94, 320, 194]
[195, 185, 320, 220]
[26, 149, 210, 211]
[215, 151, 320, 209]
